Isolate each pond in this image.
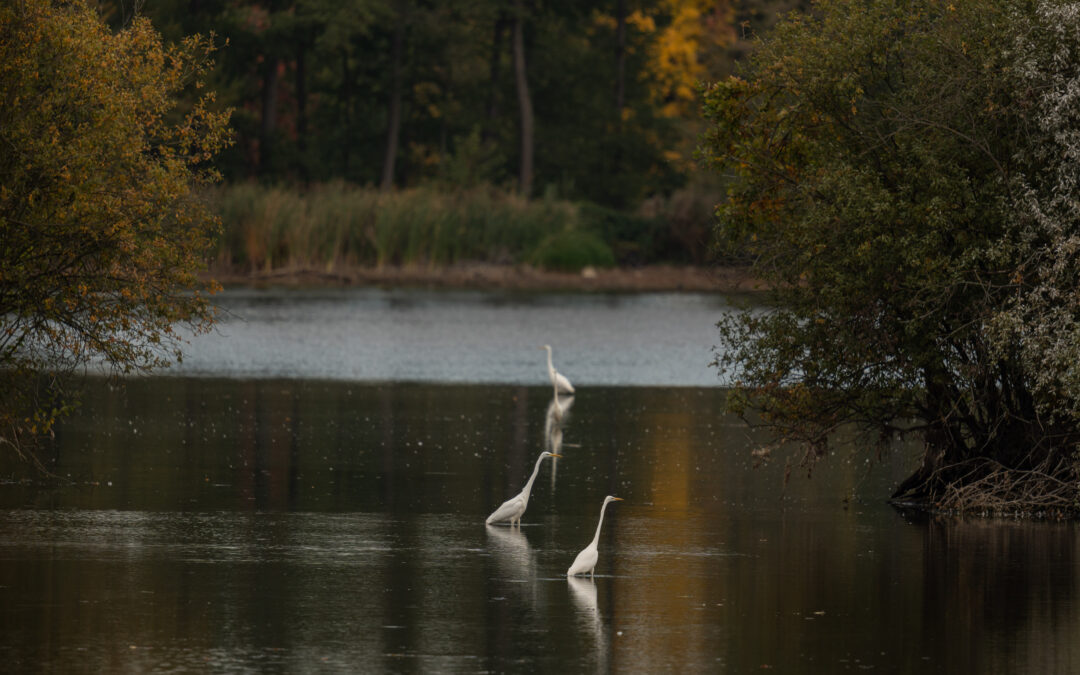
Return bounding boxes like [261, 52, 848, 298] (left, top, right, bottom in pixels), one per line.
[2, 289, 1078, 673]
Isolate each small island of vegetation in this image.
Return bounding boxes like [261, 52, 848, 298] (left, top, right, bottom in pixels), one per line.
[704, 0, 1080, 516]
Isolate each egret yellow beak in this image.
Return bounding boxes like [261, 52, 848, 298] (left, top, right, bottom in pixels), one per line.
[612, 497, 624, 501]
[550, 453, 563, 458]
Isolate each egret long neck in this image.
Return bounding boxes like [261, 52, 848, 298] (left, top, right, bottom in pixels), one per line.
[520, 454, 546, 505]
[590, 500, 611, 546]
[546, 348, 555, 375]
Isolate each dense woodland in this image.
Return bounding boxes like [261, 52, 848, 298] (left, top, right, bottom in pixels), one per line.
[102, 0, 803, 208]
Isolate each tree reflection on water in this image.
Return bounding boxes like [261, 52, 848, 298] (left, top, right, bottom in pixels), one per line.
[0, 377, 1078, 672]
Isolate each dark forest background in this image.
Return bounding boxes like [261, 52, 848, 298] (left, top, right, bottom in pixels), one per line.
[97, 1, 807, 270]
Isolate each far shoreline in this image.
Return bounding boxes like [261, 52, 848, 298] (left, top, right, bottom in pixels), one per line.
[204, 263, 765, 294]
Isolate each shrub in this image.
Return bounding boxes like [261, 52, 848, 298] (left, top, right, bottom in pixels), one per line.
[528, 230, 616, 272]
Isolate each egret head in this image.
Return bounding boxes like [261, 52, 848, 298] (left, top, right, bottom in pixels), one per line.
[606, 496, 624, 503]
[543, 451, 563, 459]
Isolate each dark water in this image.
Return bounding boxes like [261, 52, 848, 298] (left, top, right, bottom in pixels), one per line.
[2, 377, 1079, 673]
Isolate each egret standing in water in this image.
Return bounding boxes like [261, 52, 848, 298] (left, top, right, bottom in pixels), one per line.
[567, 496, 623, 577]
[486, 451, 561, 526]
[542, 345, 575, 395]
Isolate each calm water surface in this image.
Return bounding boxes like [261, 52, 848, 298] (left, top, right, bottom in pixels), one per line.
[2, 290, 1078, 673]
[172, 287, 741, 385]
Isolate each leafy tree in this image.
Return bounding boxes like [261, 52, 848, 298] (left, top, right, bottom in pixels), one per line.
[0, 1, 230, 464]
[703, 0, 1080, 512]
[132, 0, 733, 209]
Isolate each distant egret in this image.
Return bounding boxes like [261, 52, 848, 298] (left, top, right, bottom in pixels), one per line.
[486, 451, 561, 526]
[567, 496, 623, 577]
[542, 345, 575, 394]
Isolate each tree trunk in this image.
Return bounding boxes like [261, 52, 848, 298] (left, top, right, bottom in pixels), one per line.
[614, 0, 626, 115]
[512, 0, 534, 198]
[381, 10, 405, 193]
[484, 12, 509, 142]
[891, 364, 974, 504]
[259, 55, 280, 177]
[295, 40, 309, 183]
[611, 0, 627, 189]
[339, 51, 352, 176]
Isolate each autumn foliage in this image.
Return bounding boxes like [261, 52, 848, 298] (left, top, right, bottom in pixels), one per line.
[0, 1, 230, 462]
[705, 0, 1080, 513]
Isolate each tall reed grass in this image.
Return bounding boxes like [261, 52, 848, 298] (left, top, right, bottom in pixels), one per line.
[209, 182, 583, 271]
[207, 181, 718, 273]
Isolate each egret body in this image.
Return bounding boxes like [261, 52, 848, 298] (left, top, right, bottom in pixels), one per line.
[486, 451, 561, 526]
[542, 345, 575, 394]
[567, 496, 623, 576]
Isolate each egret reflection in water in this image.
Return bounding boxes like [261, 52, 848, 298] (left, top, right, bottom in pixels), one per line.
[568, 572, 609, 672]
[545, 389, 573, 490]
[567, 574, 598, 616]
[485, 523, 536, 583]
[545, 392, 574, 437]
[547, 419, 565, 491]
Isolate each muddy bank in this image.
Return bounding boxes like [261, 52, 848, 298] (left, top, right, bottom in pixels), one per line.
[205, 263, 764, 293]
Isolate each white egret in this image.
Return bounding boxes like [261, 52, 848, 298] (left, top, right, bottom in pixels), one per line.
[486, 451, 561, 526]
[567, 496, 623, 577]
[542, 345, 575, 395]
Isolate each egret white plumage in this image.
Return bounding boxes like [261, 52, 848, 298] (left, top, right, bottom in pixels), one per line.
[542, 345, 575, 395]
[567, 496, 623, 577]
[486, 451, 561, 526]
